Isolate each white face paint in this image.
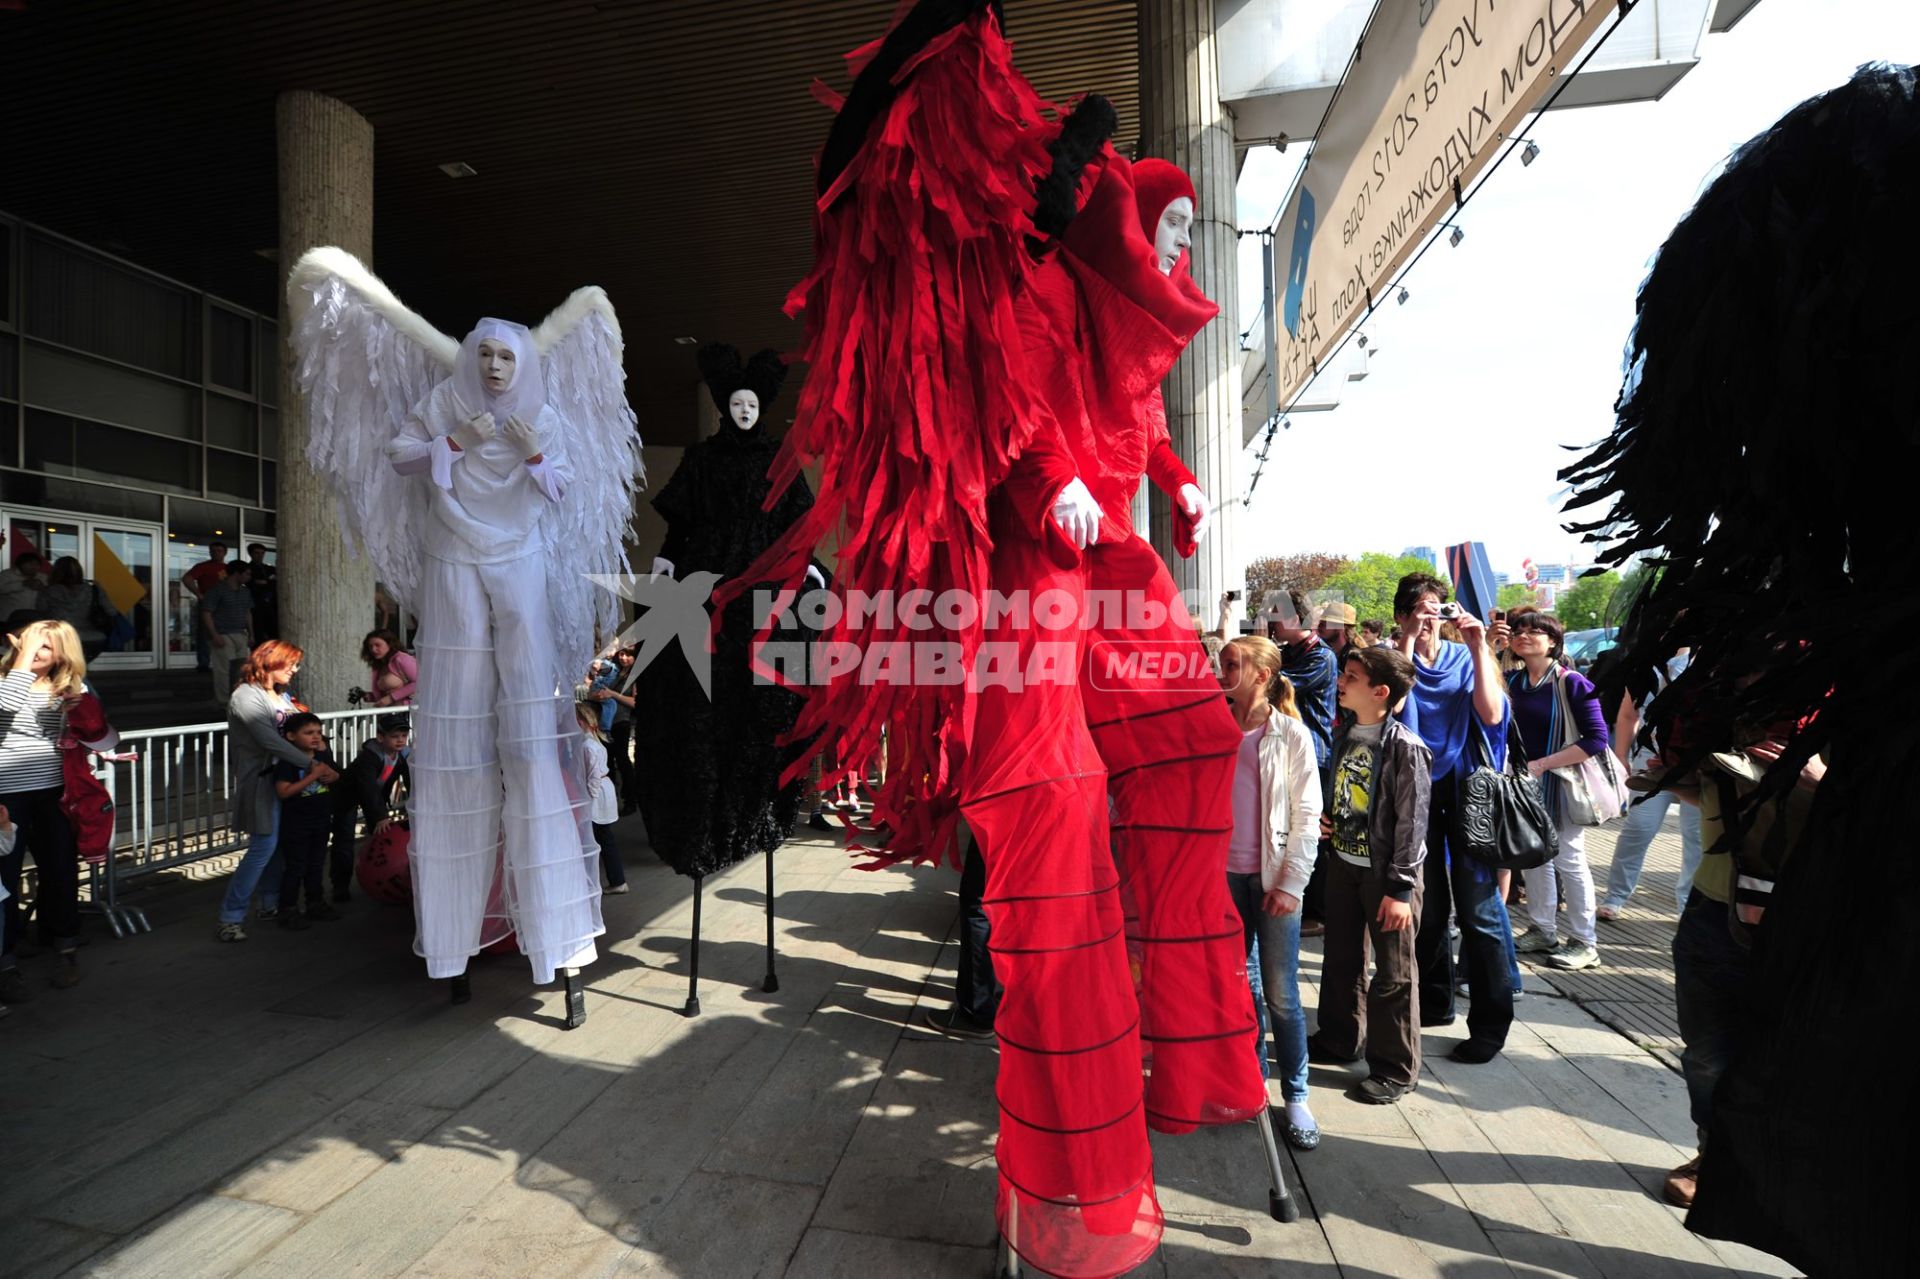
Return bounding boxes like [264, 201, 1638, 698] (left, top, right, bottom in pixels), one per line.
[1154, 196, 1195, 275]
[477, 339, 518, 396]
[728, 389, 761, 432]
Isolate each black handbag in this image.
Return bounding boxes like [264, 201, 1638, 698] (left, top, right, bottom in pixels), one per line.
[1451, 719, 1559, 871]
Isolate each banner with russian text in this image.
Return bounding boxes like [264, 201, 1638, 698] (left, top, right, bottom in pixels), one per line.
[1274, 0, 1618, 407]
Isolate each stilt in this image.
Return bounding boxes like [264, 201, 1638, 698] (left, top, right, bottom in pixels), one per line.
[562, 966, 586, 1029]
[449, 972, 471, 1005]
[1256, 1104, 1300, 1222]
[761, 852, 780, 993]
[683, 874, 704, 1017]
[997, 1192, 1020, 1278]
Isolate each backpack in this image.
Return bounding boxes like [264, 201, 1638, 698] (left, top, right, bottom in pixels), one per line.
[58, 692, 116, 866]
[1696, 745, 1817, 945]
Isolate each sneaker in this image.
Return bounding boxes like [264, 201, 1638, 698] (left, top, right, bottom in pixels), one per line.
[279, 912, 313, 932]
[1351, 1076, 1415, 1105]
[1455, 980, 1470, 998]
[305, 904, 342, 922]
[255, 907, 280, 922]
[1546, 938, 1601, 971]
[1299, 919, 1325, 938]
[215, 922, 248, 943]
[605, 883, 630, 895]
[927, 1006, 996, 1040]
[50, 953, 81, 989]
[1664, 1154, 1701, 1208]
[807, 811, 834, 831]
[0, 966, 33, 1003]
[1513, 926, 1559, 954]
[1595, 904, 1621, 922]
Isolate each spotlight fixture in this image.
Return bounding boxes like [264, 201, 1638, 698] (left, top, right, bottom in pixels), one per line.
[437, 161, 477, 179]
[673, 336, 698, 346]
[1397, 287, 1409, 305]
[1521, 140, 1540, 167]
[1449, 225, 1464, 248]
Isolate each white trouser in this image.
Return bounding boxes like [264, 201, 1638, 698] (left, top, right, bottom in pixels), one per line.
[410, 552, 601, 983]
[1528, 812, 1598, 947]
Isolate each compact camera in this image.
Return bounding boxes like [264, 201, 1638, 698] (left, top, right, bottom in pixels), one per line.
[346, 686, 371, 706]
[1435, 602, 1464, 621]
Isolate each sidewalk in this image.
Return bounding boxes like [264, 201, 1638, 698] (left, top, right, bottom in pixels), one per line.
[4, 812, 1792, 1278]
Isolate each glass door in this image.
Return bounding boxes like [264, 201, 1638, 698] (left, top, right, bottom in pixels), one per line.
[0, 506, 162, 668]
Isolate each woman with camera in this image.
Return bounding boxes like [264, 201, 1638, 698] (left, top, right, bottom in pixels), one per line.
[360, 629, 417, 707]
[1503, 612, 1606, 972]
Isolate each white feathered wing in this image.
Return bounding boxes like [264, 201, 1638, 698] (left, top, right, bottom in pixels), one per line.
[287, 247, 456, 618]
[532, 287, 645, 681]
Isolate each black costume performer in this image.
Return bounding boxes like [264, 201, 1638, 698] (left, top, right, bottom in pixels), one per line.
[1563, 63, 1917, 1278]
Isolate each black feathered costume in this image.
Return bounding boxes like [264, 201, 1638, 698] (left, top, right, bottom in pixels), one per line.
[631, 345, 816, 880]
[1563, 64, 1919, 1278]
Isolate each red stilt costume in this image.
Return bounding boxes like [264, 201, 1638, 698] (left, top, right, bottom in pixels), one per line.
[719, 5, 1264, 1274]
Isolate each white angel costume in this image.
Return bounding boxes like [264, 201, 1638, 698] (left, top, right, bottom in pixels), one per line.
[288, 248, 643, 984]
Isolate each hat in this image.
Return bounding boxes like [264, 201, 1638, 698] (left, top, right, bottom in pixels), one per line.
[695, 343, 787, 432]
[375, 712, 411, 734]
[1131, 158, 1197, 243]
[1319, 602, 1358, 628]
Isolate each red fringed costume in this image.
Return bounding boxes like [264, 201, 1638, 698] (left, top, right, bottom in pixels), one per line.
[718, 6, 1264, 1275]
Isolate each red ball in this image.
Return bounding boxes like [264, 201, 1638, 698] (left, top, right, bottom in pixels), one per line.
[356, 824, 413, 905]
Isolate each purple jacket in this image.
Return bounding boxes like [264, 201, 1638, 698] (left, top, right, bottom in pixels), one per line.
[1506, 665, 1608, 761]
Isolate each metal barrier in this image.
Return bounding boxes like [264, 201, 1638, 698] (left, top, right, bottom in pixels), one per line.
[81, 706, 392, 938]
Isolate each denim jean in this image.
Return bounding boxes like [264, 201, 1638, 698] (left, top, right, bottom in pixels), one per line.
[954, 837, 1000, 1023]
[1226, 871, 1309, 1103]
[219, 801, 281, 924]
[1416, 780, 1514, 1049]
[1672, 888, 1755, 1145]
[1603, 790, 1703, 914]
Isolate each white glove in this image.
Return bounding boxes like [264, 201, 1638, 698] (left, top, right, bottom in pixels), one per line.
[805, 564, 826, 589]
[501, 414, 542, 459]
[450, 411, 495, 452]
[1050, 477, 1103, 550]
[651, 557, 675, 580]
[1178, 482, 1211, 545]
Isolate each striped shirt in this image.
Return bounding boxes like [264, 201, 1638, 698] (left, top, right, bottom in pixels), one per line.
[200, 581, 253, 635]
[0, 668, 65, 792]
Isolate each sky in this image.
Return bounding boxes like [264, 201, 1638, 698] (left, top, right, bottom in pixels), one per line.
[1227, 0, 1920, 580]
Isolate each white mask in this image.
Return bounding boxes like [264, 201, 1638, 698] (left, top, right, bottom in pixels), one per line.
[1154, 196, 1194, 275]
[477, 339, 518, 396]
[729, 389, 761, 432]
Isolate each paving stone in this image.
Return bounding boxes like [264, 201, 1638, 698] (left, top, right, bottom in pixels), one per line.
[78, 1194, 303, 1277]
[616, 1172, 820, 1276]
[218, 1098, 456, 1213]
[785, 1227, 995, 1279]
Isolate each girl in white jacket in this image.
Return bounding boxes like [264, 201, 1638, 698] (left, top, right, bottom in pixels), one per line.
[1220, 635, 1323, 1150]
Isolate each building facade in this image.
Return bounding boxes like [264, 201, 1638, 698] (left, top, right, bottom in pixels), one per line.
[0, 212, 281, 670]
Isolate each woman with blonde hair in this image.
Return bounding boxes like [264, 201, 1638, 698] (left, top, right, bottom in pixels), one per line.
[218, 640, 337, 941]
[1218, 633, 1323, 1149]
[0, 620, 114, 996]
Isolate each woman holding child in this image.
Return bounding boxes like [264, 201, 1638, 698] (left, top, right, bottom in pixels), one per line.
[218, 640, 338, 942]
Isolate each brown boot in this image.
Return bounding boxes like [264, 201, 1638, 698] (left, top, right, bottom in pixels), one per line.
[1663, 1153, 1701, 1208]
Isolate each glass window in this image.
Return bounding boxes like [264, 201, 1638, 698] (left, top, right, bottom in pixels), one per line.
[259, 407, 278, 460]
[0, 416, 16, 469]
[168, 496, 239, 548]
[206, 448, 257, 505]
[0, 471, 163, 522]
[247, 509, 277, 539]
[261, 459, 277, 510]
[0, 332, 14, 399]
[64, 417, 199, 495]
[206, 393, 255, 451]
[209, 306, 252, 393]
[7, 517, 81, 572]
[22, 342, 197, 439]
[23, 234, 198, 379]
[1, 220, 12, 326]
[90, 525, 158, 660]
[258, 320, 280, 407]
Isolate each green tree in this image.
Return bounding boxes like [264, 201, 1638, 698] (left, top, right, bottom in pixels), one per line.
[1554, 570, 1622, 631]
[1318, 552, 1450, 627]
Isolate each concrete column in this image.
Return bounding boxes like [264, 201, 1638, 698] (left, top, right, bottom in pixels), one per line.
[277, 90, 375, 710]
[1138, 0, 1241, 610]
